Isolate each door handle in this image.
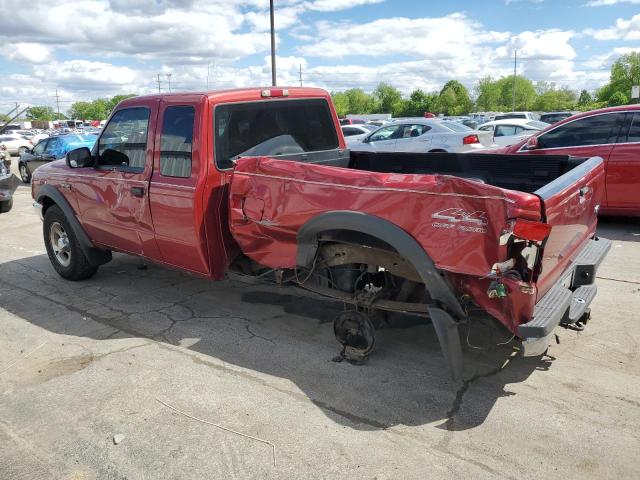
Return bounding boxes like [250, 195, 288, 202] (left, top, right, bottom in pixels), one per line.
[131, 186, 145, 197]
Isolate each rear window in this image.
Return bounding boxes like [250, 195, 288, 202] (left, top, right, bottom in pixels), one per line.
[214, 99, 339, 170]
[441, 121, 472, 132]
[527, 121, 549, 129]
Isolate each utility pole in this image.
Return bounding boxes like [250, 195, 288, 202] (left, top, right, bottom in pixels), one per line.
[55, 88, 61, 121]
[299, 63, 303, 87]
[156, 74, 162, 93]
[512, 49, 517, 112]
[167, 73, 172, 93]
[270, 0, 276, 86]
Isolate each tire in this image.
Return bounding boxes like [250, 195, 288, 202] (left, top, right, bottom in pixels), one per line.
[18, 146, 28, 155]
[19, 163, 31, 183]
[43, 205, 98, 280]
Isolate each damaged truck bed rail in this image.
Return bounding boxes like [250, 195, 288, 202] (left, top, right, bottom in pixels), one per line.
[30, 87, 610, 380]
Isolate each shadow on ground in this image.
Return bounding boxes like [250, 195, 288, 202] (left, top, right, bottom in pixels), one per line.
[1, 253, 554, 432]
[597, 215, 640, 242]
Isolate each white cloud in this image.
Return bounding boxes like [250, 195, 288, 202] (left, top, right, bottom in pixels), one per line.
[2, 43, 52, 64]
[586, 0, 640, 6]
[304, 0, 384, 11]
[584, 13, 640, 40]
[298, 13, 510, 58]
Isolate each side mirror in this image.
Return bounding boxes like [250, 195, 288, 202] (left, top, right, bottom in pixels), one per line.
[522, 136, 539, 151]
[66, 147, 93, 168]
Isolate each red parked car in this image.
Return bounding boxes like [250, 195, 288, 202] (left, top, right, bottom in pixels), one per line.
[31, 87, 610, 379]
[487, 105, 640, 216]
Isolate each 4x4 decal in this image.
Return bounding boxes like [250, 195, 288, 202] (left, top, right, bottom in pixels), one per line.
[431, 208, 488, 233]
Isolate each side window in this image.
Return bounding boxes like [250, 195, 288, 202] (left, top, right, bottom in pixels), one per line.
[369, 125, 401, 142]
[495, 125, 518, 137]
[46, 137, 64, 157]
[160, 106, 194, 178]
[479, 125, 493, 132]
[342, 127, 358, 136]
[538, 114, 619, 149]
[624, 113, 640, 143]
[98, 107, 150, 170]
[32, 140, 48, 155]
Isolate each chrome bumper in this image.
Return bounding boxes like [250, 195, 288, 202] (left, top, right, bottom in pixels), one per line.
[33, 201, 43, 221]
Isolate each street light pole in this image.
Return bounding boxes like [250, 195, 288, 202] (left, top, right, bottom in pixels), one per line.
[270, 0, 276, 86]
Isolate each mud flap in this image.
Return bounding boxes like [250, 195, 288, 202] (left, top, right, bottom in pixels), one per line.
[427, 306, 463, 381]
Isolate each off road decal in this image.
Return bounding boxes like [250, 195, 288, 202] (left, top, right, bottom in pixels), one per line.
[431, 208, 488, 234]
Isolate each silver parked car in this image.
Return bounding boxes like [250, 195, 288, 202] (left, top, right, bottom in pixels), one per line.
[347, 118, 493, 153]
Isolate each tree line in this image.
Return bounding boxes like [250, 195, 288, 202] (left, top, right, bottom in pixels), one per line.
[332, 52, 640, 117]
[24, 94, 136, 121]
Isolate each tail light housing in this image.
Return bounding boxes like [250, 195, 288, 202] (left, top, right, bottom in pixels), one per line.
[261, 88, 289, 98]
[513, 218, 552, 243]
[463, 134, 480, 145]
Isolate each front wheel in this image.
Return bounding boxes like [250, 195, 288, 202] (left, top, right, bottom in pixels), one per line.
[43, 205, 98, 280]
[19, 163, 31, 183]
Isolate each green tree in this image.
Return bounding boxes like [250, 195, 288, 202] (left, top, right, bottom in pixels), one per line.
[475, 77, 501, 111]
[331, 91, 349, 117]
[607, 91, 628, 106]
[397, 89, 437, 117]
[578, 89, 592, 107]
[436, 80, 472, 115]
[371, 83, 403, 114]
[532, 86, 577, 111]
[496, 75, 537, 111]
[597, 52, 640, 105]
[26, 106, 56, 121]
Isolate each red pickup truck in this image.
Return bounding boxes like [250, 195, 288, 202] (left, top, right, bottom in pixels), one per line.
[31, 87, 610, 379]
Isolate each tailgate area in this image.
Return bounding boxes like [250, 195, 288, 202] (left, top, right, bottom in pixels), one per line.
[519, 237, 611, 354]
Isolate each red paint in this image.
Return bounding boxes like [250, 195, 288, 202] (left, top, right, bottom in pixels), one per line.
[31, 87, 605, 336]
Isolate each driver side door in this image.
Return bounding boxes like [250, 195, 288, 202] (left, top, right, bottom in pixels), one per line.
[73, 101, 160, 257]
[363, 125, 402, 152]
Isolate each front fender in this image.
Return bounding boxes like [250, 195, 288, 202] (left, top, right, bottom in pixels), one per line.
[36, 184, 111, 267]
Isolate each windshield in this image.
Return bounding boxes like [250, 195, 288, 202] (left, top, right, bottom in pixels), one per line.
[214, 98, 339, 169]
[441, 121, 472, 132]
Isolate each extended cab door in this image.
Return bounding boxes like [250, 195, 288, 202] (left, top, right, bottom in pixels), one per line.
[148, 98, 210, 275]
[606, 111, 640, 211]
[73, 100, 160, 257]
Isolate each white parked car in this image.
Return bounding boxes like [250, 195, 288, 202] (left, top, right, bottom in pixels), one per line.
[0, 134, 33, 155]
[493, 111, 540, 121]
[13, 129, 49, 144]
[341, 124, 376, 142]
[347, 118, 493, 153]
[477, 119, 549, 147]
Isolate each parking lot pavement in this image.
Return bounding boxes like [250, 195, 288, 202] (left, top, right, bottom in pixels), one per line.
[1, 169, 639, 479]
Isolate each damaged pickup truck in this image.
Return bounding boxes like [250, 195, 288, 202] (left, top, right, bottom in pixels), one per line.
[31, 87, 610, 379]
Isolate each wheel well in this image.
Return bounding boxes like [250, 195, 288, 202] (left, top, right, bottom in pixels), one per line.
[40, 196, 56, 214]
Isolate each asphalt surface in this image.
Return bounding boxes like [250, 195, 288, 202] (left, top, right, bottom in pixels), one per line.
[1, 158, 639, 479]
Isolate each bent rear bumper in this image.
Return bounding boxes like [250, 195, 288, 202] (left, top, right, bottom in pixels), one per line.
[519, 237, 611, 355]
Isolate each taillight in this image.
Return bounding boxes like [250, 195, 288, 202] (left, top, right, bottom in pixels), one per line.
[463, 134, 480, 145]
[261, 88, 289, 98]
[513, 219, 552, 242]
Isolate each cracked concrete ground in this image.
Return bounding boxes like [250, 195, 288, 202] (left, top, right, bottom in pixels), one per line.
[1, 171, 640, 479]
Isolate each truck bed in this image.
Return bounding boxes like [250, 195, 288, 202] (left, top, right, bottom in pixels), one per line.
[229, 151, 604, 336]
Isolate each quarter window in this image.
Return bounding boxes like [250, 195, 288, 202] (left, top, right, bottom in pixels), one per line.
[160, 106, 194, 178]
[537, 113, 620, 149]
[98, 107, 149, 170]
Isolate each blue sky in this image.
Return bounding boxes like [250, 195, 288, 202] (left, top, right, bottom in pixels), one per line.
[0, 0, 638, 111]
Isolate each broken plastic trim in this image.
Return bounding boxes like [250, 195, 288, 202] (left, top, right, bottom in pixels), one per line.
[513, 219, 552, 243]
